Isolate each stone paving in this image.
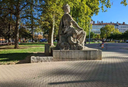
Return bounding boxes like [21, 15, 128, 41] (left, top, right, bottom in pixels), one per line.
[0, 43, 128, 87]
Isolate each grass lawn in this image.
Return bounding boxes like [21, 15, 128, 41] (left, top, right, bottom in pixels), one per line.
[19, 42, 48, 45]
[19, 42, 57, 45]
[0, 43, 45, 65]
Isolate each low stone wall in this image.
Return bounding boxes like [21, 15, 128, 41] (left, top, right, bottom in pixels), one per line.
[30, 56, 53, 63]
[53, 48, 102, 60]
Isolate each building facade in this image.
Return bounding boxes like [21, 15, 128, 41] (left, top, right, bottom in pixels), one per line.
[92, 24, 105, 34]
[118, 25, 128, 33]
[91, 21, 128, 34]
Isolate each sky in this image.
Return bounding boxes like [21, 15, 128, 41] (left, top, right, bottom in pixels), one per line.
[92, 0, 128, 24]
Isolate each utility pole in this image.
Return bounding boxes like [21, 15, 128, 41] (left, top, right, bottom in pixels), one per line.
[89, 24, 90, 44]
[89, 20, 93, 44]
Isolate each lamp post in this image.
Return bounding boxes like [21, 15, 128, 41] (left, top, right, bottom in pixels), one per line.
[89, 20, 93, 44]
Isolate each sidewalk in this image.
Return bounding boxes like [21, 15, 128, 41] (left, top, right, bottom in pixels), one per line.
[0, 44, 128, 87]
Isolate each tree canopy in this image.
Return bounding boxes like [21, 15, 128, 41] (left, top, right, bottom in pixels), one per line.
[122, 30, 128, 40]
[100, 24, 115, 39]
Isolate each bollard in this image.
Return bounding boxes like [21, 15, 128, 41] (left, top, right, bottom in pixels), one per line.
[45, 44, 50, 56]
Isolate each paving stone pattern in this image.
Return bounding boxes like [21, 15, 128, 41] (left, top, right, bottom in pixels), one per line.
[0, 43, 128, 87]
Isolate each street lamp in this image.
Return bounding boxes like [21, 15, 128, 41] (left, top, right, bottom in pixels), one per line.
[89, 20, 93, 44]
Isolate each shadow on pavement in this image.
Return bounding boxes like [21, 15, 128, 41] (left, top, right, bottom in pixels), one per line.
[0, 53, 32, 63]
[47, 59, 128, 86]
[48, 80, 97, 85]
[0, 53, 46, 64]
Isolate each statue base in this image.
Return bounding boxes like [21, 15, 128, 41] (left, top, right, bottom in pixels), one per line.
[53, 48, 102, 61]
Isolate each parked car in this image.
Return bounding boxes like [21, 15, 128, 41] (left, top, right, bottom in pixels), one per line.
[126, 40, 128, 43]
[40, 39, 47, 42]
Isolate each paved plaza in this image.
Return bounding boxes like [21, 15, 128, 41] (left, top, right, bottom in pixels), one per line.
[0, 43, 128, 87]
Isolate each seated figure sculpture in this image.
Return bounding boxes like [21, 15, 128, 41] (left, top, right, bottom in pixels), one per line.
[56, 4, 86, 50]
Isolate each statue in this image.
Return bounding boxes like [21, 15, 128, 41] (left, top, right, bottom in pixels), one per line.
[56, 4, 86, 50]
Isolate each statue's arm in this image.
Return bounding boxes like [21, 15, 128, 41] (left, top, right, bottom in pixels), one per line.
[69, 15, 83, 30]
[71, 20, 83, 30]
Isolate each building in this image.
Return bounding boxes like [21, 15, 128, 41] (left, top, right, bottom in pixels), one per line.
[91, 21, 128, 34]
[118, 22, 128, 33]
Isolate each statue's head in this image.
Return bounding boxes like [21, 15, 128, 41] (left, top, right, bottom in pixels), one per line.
[62, 4, 70, 14]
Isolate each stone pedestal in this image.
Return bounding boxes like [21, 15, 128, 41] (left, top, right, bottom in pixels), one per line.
[53, 48, 102, 60]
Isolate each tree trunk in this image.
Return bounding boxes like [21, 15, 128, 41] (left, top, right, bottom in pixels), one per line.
[50, 14, 55, 46]
[8, 23, 10, 45]
[14, 2, 20, 49]
[31, 17, 34, 42]
[8, 14, 12, 45]
[31, 0, 34, 42]
[14, 14, 19, 49]
[48, 14, 55, 46]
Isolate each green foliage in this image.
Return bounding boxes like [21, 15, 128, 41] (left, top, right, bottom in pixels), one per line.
[39, 0, 110, 36]
[89, 32, 96, 38]
[108, 33, 122, 40]
[96, 34, 101, 39]
[19, 27, 32, 39]
[113, 29, 122, 34]
[87, 32, 101, 39]
[0, 15, 15, 39]
[90, 32, 95, 38]
[110, 29, 122, 40]
[39, 0, 128, 37]
[39, 0, 63, 34]
[108, 29, 128, 40]
[121, 0, 127, 6]
[0, 0, 40, 48]
[122, 30, 128, 39]
[100, 24, 115, 39]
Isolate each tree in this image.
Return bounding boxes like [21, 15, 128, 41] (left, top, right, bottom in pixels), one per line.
[0, 15, 15, 43]
[86, 32, 96, 39]
[21, 0, 41, 42]
[0, 0, 28, 48]
[96, 34, 101, 40]
[39, 0, 63, 46]
[107, 28, 122, 40]
[0, 0, 16, 44]
[113, 29, 122, 40]
[86, 32, 100, 40]
[122, 30, 128, 40]
[0, 0, 39, 48]
[100, 24, 115, 39]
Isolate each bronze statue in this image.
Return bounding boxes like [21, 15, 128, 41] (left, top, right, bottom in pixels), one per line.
[56, 4, 86, 50]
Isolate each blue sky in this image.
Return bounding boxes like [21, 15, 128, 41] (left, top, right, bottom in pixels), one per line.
[92, 0, 128, 24]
